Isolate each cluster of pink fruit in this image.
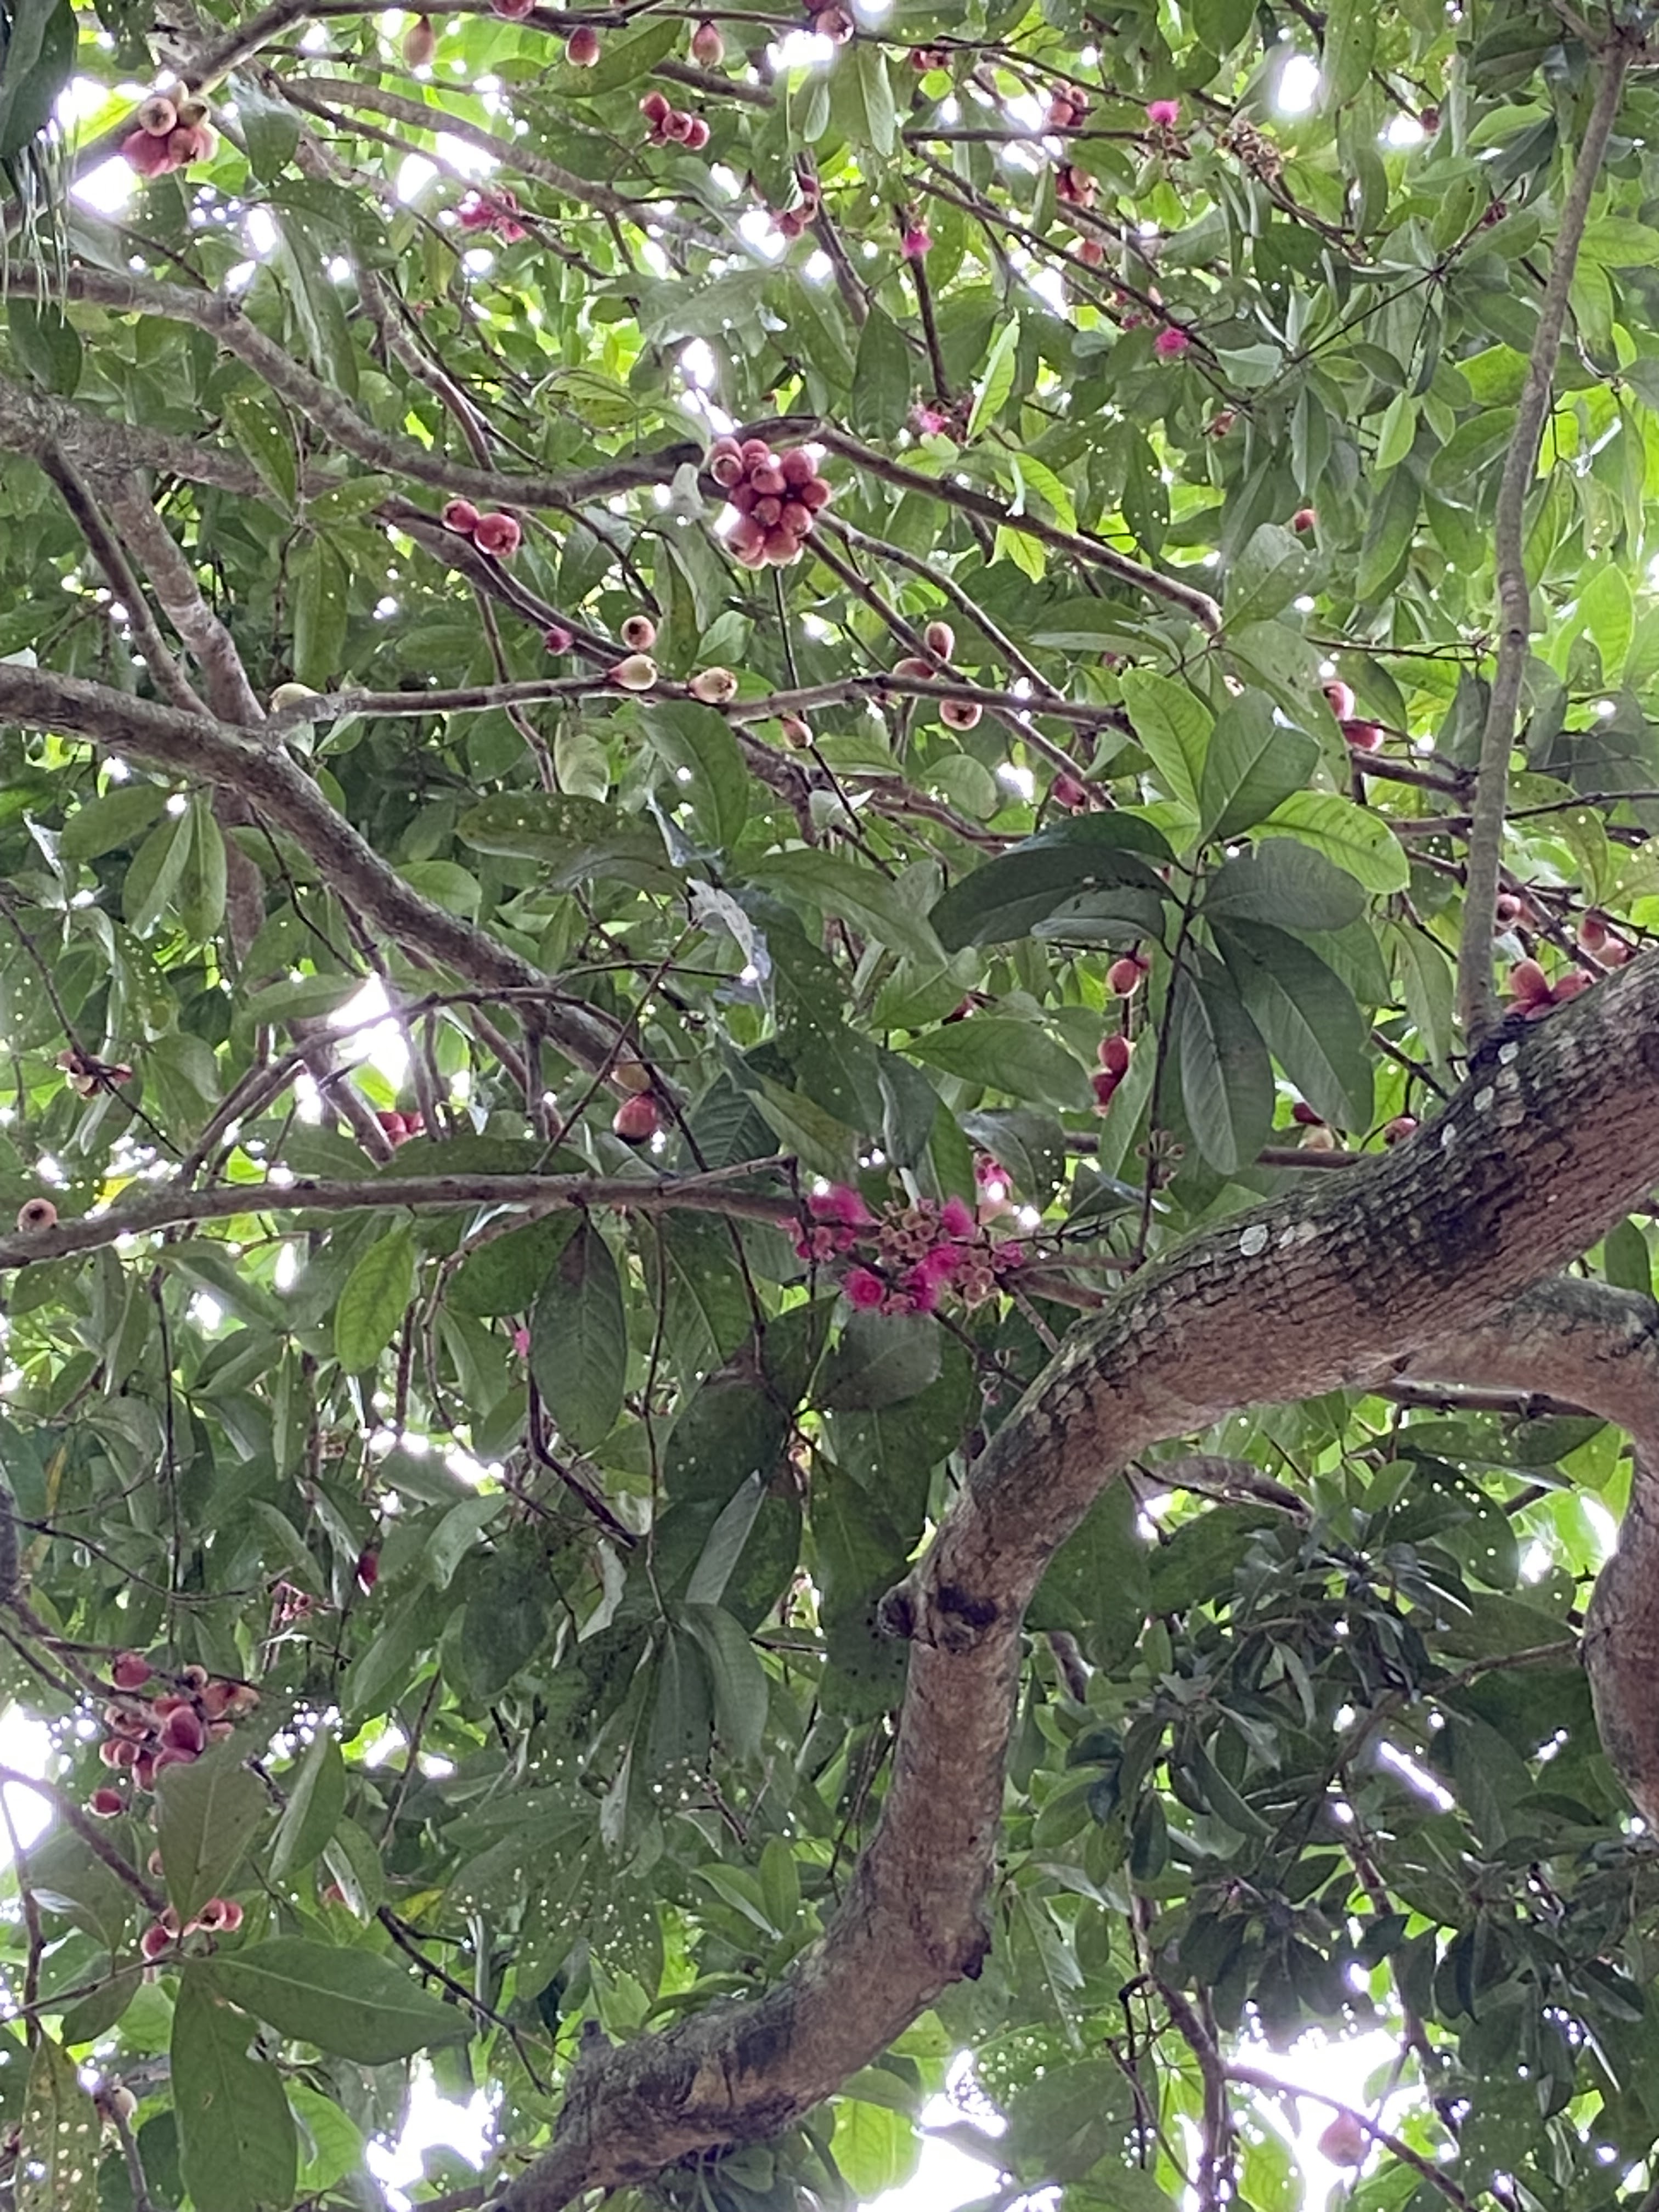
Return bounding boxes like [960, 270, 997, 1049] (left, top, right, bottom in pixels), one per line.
[375, 1108, 427, 1147]
[709, 437, 833, 568]
[801, 1186, 1023, 1316]
[1507, 957, 1593, 1020]
[119, 95, 216, 178]
[1107, 947, 1153, 998]
[639, 91, 711, 149]
[89, 1655, 259, 1818]
[773, 176, 821, 240]
[442, 500, 522, 557]
[890, 622, 982, 730]
[140, 1897, 245, 1962]
[455, 187, 528, 244]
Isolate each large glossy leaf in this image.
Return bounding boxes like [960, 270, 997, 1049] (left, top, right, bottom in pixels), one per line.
[171, 1980, 298, 2212]
[1173, 952, 1275, 1176]
[529, 1217, 627, 1451]
[156, 1742, 267, 1923]
[200, 1940, 466, 2064]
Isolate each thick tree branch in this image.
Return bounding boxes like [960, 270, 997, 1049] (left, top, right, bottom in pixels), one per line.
[1455, 42, 1630, 1046]
[0, 664, 621, 1077]
[499, 958, 1659, 2210]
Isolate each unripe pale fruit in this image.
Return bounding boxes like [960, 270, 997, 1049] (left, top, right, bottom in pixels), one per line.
[691, 18, 724, 61]
[442, 498, 480, 534]
[137, 94, 177, 137]
[112, 1651, 150, 1691]
[1317, 2114, 1368, 2168]
[621, 614, 657, 650]
[1301, 1124, 1338, 1151]
[566, 23, 600, 61]
[780, 715, 811, 747]
[690, 667, 737, 703]
[610, 654, 658, 690]
[1291, 507, 1316, 532]
[270, 682, 320, 713]
[924, 619, 955, 658]
[1098, 1033, 1132, 1078]
[613, 1093, 661, 1143]
[614, 1059, 652, 1093]
[16, 1198, 57, 1232]
[940, 699, 981, 730]
[1494, 891, 1525, 927]
[106, 2085, 138, 2120]
[1107, 956, 1143, 997]
[403, 14, 437, 65]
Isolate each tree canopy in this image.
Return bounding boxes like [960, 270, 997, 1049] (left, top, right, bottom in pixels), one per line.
[4, 4, 1659, 2212]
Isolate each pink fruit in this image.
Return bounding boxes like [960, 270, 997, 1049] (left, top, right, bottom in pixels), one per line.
[1145, 98, 1180, 126]
[1078, 237, 1104, 268]
[1322, 680, 1355, 719]
[357, 1548, 379, 1589]
[1383, 1115, 1418, 1145]
[683, 116, 710, 149]
[16, 1198, 57, 1232]
[566, 23, 599, 61]
[691, 18, 724, 61]
[493, 0, 534, 15]
[442, 499, 480, 534]
[162, 1706, 205, 1755]
[1509, 958, 1553, 1007]
[940, 699, 981, 730]
[1153, 327, 1190, 359]
[111, 1651, 150, 1691]
[403, 14, 437, 65]
[1099, 1034, 1132, 1078]
[621, 614, 657, 650]
[1342, 720, 1383, 751]
[749, 464, 786, 497]
[1551, 969, 1592, 1001]
[139, 1922, 173, 1960]
[167, 122, 216, 166]
[613, 1093, 661, 1143]
[1053, 771, 1089, 810]
[1318, 2114, 1368, 2168]
[137, 95, 177, 137]
[543, 625, 573, 653]
[473, 512, 521, 558]
[844, 1267, 886, 1309]
[1291, 507, 1316, 532]
[640, 89, 672, 122]
[924, 619, 955, 658]
[780, 448, 816, 487]
[1091, 1071, 1120, 1112]
[1107, 956, 1143, 997]
[120, 128, 177, 176]
[90, 1789, 126, 1819]
[195, 1897, 244, 1932]
[1578, 911, 1609, 952]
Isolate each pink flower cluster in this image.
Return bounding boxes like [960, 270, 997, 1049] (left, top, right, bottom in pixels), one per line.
[456, 187, 527, 243]
[800, 1185, 1024, 1316]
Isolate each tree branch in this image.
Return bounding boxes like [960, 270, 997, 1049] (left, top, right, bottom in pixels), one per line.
[1455, 41, 1630, 1046]
[497, 956, 1659, 2210]
[0, 664, 622, 1077]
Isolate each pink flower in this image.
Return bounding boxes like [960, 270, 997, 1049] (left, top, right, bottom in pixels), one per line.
[900, 1267, 943, 1314]
[511, 1327, 531, 1357]
[992, 1241, 1025, 1272]
[912, 405, 949, 437]
[1153, 327, 1191, 359]
[456, 193, 498, 233]
[939, 1196, 975, 1240]
[844, 1267, 886, 1310]
[1145, 98, 1180, 126]
[809, 1183, 873, 1229]
[901, 225, 932, 258]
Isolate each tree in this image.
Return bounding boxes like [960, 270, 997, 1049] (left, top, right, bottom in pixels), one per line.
[2, 1, 1659, 2210]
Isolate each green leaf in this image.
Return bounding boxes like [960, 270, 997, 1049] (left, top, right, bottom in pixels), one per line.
[968, 317, 1020, 441]
[291, 538, 349, 691]
[743, 850, 944, 966]
[1203, 839, 1367, 931]
[0, 0, 76, 162]
[236, 80, 301, 180]
[641, 701, 750, 853]
[1375, 390, 1418, 472]
[1323, 0, 1377, 105]
[1028, 1479, 1149, 1668]
[1174, 952, 1274, 1175]
[7, 300, 81, 395]
[1214, 919, 1375, 1130]
[268, 1729, 346, 1880]
[334, 1226, 416, 1373]
[821, 1311, 942, 1410]
[450, 1212, 578, 1318]
[461, 1544, 551, 1699]
[156, 1741, 267, 1923]
[909, 1018, 1088, 1110]
[1198, 691, 1319, 842]
[678, 1602, 768, 1762]
[1121, 669, 1211, 818]
[852, 306, 915, 439]
[1604, 1217, 1651, 1294]
[528, 1217, 627, 1451]
[18, 2035, 98, 2212]
[1262, 791, 1409, 893]
[124, 810, 192, 938]
[929, 816, 1170, 950]
[171, 1978, 298, 2212]
[201, 1940, 465, 2064]
[59, 783, 167, 863]
[1223, 524, 1310, 628]
[1005, 2061, 1133, 2182]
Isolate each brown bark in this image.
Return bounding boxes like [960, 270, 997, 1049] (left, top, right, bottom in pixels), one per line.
[503, 959, 1659, 2212]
